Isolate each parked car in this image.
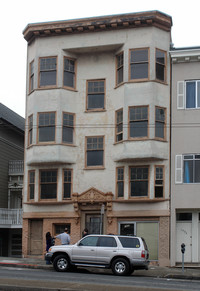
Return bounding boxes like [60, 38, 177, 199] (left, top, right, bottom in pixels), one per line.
[45, 234, 149, 276]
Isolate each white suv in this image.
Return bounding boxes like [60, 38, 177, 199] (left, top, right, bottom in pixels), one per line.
[45, 235, 149, 276]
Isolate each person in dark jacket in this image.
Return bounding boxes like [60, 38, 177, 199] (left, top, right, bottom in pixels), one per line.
[82, 228, 89, 237]
[46, 232, 53, 252]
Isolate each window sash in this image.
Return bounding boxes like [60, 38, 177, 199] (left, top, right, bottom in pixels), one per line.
[86, 137, 104, 167]
[130, 167, 149, 197]
[155, 166, 164, 198]
[28, 171, 35, 200]
[87, 80, 105, 110]
[29, 61, 34, 92]
[156, 49, 166, 82]
[116, 53, 123, 85]
[38, 112, 55, 142]
[155, 107, 166, 139]
[116, 109, 123, 142]
[63, 169, 72, 199]
[183, 154, 200, 183]
[63, 57, 76, 88]
[39, 57, 57, 87]
[186, 80, 200, 109]
[129, 106, 148, 138]
[28, 115, 33, 145]
[40, 170, 57, 199]
[130, 49, 149, 80]
[62, 113, 74, 144]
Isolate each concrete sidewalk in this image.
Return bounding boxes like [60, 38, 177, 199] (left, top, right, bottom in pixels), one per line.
[0, 256, 200, 280]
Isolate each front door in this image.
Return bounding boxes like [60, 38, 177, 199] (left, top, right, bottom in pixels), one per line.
[176, 222, 192, 262]
[29, 220, 43, 255]
[85, 214, 101, 234]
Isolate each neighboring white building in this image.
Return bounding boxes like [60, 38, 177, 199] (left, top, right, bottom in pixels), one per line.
[23, 11, 172, 266]
[170, 47, 200, 266]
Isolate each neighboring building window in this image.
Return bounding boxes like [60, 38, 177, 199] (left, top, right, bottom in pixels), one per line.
[40, 170, 57, 199]
[87, 80, 105, 110]
[28, 115, 33, 146]
[62, 112, 74, 144]
[130, 166, 149, 197]
[129, 106, 148, 139]
[63, 169, 72, 199]
[38, 112, 56, 143]
[28, 170, 35, 200]
[183, 154, 200, 183]
[86, 136, 104, 167]
[63, 57, 76, 89]
[155, 107, 166, 140]
[39, 57, 57, 87]
[116, 52, 123, 85]
[115, 109, 123, 142]
[116, 167, 124, 198]
[186, 80, 200, 109]
[155, 166, 164, 198]
[155, 49, 166, 82]
[29, 60, 34, 93]
[130, 48, 149, 80]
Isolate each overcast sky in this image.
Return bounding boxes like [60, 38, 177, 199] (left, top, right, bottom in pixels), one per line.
[1, 0, 199, 118]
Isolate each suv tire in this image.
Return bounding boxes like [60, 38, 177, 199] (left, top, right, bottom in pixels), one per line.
[111, 258, 130, 276]
[53, 254, 70, 272]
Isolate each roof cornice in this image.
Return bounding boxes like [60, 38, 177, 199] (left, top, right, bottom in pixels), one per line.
[23, 10, 172, 44]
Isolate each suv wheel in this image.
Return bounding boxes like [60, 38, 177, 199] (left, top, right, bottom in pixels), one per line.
[111, 258, 130, 276]
[53, 255, 70, 272]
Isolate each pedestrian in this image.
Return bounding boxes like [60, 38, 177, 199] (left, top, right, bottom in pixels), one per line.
[55, 227, 71, 245]
[46, 232, 53, 264]
[82, 228, 89, 237]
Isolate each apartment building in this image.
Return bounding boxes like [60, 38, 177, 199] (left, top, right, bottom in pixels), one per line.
[170, 47, 200, 266]
[0, 103, 24, 256]
[23, 11, 172, 265]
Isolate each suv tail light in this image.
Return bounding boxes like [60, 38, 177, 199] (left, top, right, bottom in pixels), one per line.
[141, 250, 145, 258]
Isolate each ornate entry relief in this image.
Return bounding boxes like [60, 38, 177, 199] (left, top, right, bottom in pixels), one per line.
[72, 187, 113, 213]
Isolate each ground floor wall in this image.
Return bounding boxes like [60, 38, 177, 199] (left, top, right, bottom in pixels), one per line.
[22, 207, 169, 266]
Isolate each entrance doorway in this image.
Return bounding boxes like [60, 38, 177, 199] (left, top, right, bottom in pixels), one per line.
[29, 220, 43, 255]
[85, 214, 101, 234]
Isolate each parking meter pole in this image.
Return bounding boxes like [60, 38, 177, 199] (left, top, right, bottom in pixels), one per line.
[182, 252, 184, 273]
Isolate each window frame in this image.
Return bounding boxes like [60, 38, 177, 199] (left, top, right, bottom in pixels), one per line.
[62, 112, 75, 145]
[155, 48, 167, 83]
[129, 48, 149, 82]
[38, 56, 57, 88]
[86, 79, 106, 112]
[85, 136, 104, 169]
[39, 169, 58, 201]
[63, 56, 76, 90]
[28, 114, 33, 146]
[154, 165, 164, 199]
[116, 52, 124, 86]
[37, 111, 56, 144]
[28, 170, 35, 200]
[185, 80, 200, 109]
[116, 167, 124, 198]
[115, 108, 123, 143]
[63, 169, 72, 199]
[183, 154, 200, 184]
[128, 105, 149, 140]
[129, 166, 149, 198]
[29, 60, 34, 93]
[155, 106, 166, 140]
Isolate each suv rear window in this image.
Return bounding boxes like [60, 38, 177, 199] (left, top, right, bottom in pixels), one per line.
[98, 237, 117, 247]
[118, 237, 140, 248]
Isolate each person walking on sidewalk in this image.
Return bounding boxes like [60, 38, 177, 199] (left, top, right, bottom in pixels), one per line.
[55, 228, 70, 245]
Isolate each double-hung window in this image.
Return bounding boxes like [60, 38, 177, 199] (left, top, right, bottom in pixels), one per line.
[115, 109, 123, 142]
[186, 80, 200, 109]
[116, 167, 124, 198]
[155, 166, 164, 198]
[183, 154, 200, 183]
[156, 49, 166, 82]
[155, 107, 166, 140]
[129, 106, 148, 139]
[63, 169, 72, 199]
[62, 112, 74, 144]
[130, 166, 149, 197]
[63, 57, 76, 89]
[40, 170, 57, 199]
[86, 136, 104, 168]
[116, 52, 123, 85]
[29, 60, 34, 93]
[28, 115, 33, 146]
[130, 48, 149, 80]
[39, 57, 57, 87]
[28, 170, 35, 200]
[87, 80, 105, 111]
[38, 112, 56, 143]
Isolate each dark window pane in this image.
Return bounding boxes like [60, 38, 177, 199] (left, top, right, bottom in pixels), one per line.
[29, 185, 34, 199]
[39, 126, 55, 142]
[118, 237, 140, 248]
[40, 71, 56, 86]
[131, 63, 148, 79]
[41, 183, 57, 199]
[176, 213, 192, 221]
[155, 186, 163, 198]
[184, 160, 193, 183]
[80, 236, 98, 246]
[117, 67, 123, 84]
[156, 63, 164, 81]
[155, 122, 164, 138]
[64, 71, 74, 88]
[88, 94, 104, 109]
[120, 224, 135, 236]
[195, 160, 200, 182]
[131, 50, 148, 62]
[117, 182, 124, 197]
[98, 237, 117, 247]
[64, 183, 71, 198]
[186, 82, 196, 108]
[131, 181, 148, 197]
[62, 127, 73, 143]
[87, 150, 103, 166]
[130, 121, 148, 137]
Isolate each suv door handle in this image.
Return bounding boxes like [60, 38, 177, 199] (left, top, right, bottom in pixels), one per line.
[90, 249, 95, 251]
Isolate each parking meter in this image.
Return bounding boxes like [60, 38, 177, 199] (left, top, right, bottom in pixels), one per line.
[181, 243, 185, 254]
